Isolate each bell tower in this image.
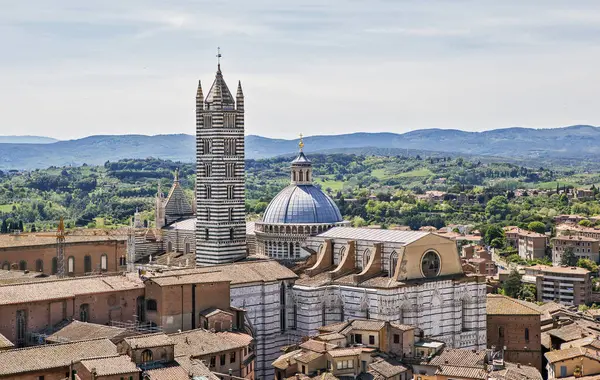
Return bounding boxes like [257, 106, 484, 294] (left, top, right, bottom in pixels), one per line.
[195, 50, 247, 265]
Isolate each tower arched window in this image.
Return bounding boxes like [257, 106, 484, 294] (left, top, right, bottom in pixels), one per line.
[230, 228, 235, 241]
[205, 228, 209, 240]
[100, 254, 108, 271]
[299, 171, 304, 182]
[19, 260, 27, 271]
[141, 349, 153, 363]
[146, 299, 157, 311]
[206, 208, 211, 221]
[203, 114, 212, 129]
[67, 256, 75, 274]
[363, 249, 371, 268]
[228, 208, 233, 221]
[525, 328, 530, 342]
[79, 304, 89, 322]
[84, 255, 92, 273]
[205, 185, 212, 199]
[35, 259, 43, 273]
[227, 185, 235, 199]
[321, 303, 326, 326]
[462, 299, 469, 331]
[293, 171, 297, 182]
[51, 257, 58, 275]
[204, 163, 212, 177]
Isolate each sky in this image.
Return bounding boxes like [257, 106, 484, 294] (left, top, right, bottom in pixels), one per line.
[2, 0, 600, 140]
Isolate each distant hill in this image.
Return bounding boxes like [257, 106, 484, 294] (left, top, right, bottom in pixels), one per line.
[0, 136, 58, 144]
[1, 125, 600, 170]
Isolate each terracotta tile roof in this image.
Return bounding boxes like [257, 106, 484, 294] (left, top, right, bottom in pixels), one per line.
[80, 355, 139, 376]
[350, 319, 386, 331]
[428, 348, 488, 368]
[318, 321, 350, 333]
[0, 274, 144, 306]
[328, 347, 370, 358]
[548, 323, 593, 342]
[0, 233, 125, 249]
[390, 323, 416, 331]
[47, 320, 128, 343]
[490, 361, 542, 380]
[561, 336, 600, 350]
[295, 350, 323, 363]
[545, 347, 588, 363]
[299, 339, 337, 353]
[0, 333, 14, 349]
[149, 260, 297, 286]
[368, 358, 408, 377]
[272, 349, 303, 370]
[435, 365, 487, 379]
[552, 235, 598, 242]
[487, 295, 541, 316]
[144, 365, 190, 380]
[316, 332, 346, 341]
[170, 329, 252, 357]
[0, 338, 117, 376]
[124, 333, 173, 349]
[527, 265, 590, 275]
[175, 358, 220, 380]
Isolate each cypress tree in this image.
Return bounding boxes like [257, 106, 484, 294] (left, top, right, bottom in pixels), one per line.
[0, 220, 6, 234]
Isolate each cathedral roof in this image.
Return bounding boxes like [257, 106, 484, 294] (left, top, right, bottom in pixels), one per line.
[205, 66, 235, 109]
[292, 151, 311, 164]
[262, 184, 343, 224]
[164, 177, 193, 220]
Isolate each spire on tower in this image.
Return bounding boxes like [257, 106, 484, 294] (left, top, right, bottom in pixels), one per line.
[174, 168, 180, 183]
[216, 46, 222, 72]
[299, 133, 304, 152]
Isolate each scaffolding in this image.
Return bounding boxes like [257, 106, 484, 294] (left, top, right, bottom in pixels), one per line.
[110, 317, 163, 334]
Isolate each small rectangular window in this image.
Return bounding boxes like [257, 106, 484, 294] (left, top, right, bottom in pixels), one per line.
[354, 334, 362, 344]
[220, 354, 226, 365]
[369, 335, 375, 345]
[393, 334, 400, 344]
[230, 351, 236, 363]
[210, 356, 216, 367]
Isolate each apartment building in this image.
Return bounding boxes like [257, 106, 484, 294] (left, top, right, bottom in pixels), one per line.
[551, 235, 600, 265]
[518, 231, 548, 260]
[523, 265, 592, 306]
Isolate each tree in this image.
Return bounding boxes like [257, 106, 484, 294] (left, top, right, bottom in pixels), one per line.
[0, 220, 6, 234]
[485, 196, 510, 221]
[579, 219, 593, 227]
[518, 284, 537, 302]
[577, 258, 598, 273]
[30, 224, 36, 232]
[561, 247, 577, 266]
[504, 269, 522, 298]
[527, 221, 546, 234]
[485, 225, 505, 247]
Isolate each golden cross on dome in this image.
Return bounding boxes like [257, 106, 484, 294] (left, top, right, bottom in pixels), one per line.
[299, 133, 304, 152]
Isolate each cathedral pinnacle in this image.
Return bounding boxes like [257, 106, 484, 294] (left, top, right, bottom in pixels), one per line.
[216, 46, 222, 73]
[299, 133, 304, 152]
[174, 168, 179, 183]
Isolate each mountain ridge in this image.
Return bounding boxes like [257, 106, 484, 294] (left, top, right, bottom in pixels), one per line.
[0, 125, 598, 170]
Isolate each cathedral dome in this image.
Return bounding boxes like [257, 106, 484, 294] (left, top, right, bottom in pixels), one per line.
[262, 184, 343, 224]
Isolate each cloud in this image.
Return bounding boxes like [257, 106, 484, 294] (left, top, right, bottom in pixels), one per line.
[1, 0, 600, 139]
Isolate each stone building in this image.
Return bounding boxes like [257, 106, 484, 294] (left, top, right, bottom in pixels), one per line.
[523, 265, 592, 306]
[551, 235, 600, 265]
[195, 62, 247, 265]
[292, 227, 488, 350]
[0, 232, 127, 276]
[486, 294, 543, 370]
[253, 145, 349, 261]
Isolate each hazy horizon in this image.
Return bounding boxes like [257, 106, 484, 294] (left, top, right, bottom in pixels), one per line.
[3, 0, 600, 140]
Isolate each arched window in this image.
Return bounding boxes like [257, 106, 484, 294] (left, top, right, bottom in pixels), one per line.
[35, 259, 43, 273]
[51, 257, 58, 275]
[230, 228, 235, 241]
[79, 304, 89, 322]
[525, 328, 530, 342]
[146, 299, 157, 311]
[421, 250, 441, 278]
[136, 296, 146, 323]
[339, 246, 347, 262]
[228, 208, 233, 222]
[67, 256, 75, 274]
[280, 283, 286, 332]
[84, 255, 92, 273]
[167, 241, 173, 252]
[299, 171, 304, 182]
[321, 303, 326, 326]
[340, 303, 345, 322]
[185, 242, 191, 254]
[206, 208, 211, 221]
[100, 254, 108, 271]
[389, 251, 398, 278]
[1, 261, 9, 271]
[498, 326, 505, 340]
[363, 249, 371, 268]
[141, 349, 153, 363]
[462, 299, 469, 332]
[291, 304, 298, 330]
[19, 260, 27, 271]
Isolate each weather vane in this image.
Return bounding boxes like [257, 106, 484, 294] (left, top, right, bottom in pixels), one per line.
[299, 133, 304, 152]
[216, 47, 222, 68]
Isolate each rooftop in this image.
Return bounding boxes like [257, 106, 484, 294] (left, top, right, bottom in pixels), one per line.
[47, 320, 128, 343]
[0, 338, 117, 376]
[328, 347, 372, 358]
[428, 348, 488, 368]
[170, 329, 252, 358]
[144, 365, 191, 380]
[149, 260, 297, 286]
[435, 365, 487, 380]
[486, 295, 541, 316]
[526, 265, 591, 275]
[124, 333, 173, 349]
[348, 319, 386, 331]
[368, 358, 408, 378]
[552, 235, 599, 242]
[0, 232, 125, 249]
[80, 355, 139, 376]
[316, 227, 429, 245]
[0, 274, 144, 306]
[0, 333, 13, 349]
[299, 339, 337, 353]
[545, 347, 594, 363]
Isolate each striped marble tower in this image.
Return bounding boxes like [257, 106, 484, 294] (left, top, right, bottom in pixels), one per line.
[195, 62, 247, 265]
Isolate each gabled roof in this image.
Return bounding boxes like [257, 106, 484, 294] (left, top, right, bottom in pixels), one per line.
[487, 295, 541, 316]
[205, 68, 235, 109]
[164, 181, 193, 219]
[47, 320, 128, 343]
[123, 333, 173, 349]
[80, 355, 140, 376]
[170, 329, 252, 357]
